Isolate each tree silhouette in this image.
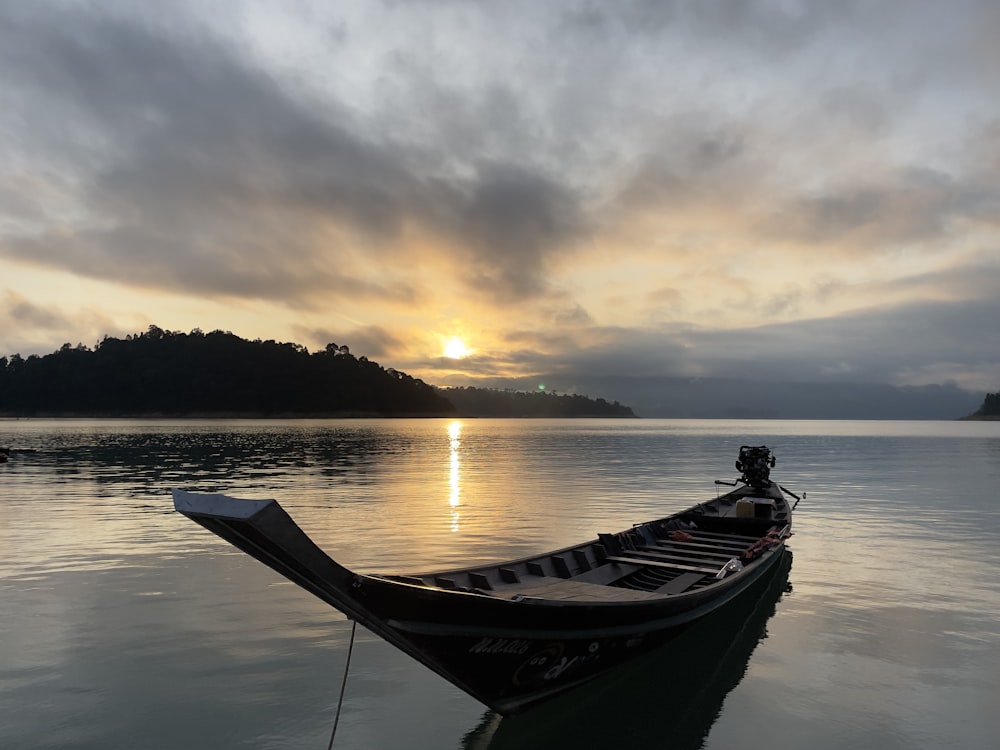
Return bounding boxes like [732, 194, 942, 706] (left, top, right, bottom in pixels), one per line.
[0, 326, 454, 417]
[971, 392, 1000, 418]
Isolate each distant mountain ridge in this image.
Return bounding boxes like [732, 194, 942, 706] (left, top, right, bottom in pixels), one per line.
[470, 375, 986, 420]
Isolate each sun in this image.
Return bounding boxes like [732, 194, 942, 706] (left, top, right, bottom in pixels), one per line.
[443, 336, 471, 359]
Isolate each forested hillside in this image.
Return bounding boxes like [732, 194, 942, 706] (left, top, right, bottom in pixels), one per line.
[964, 391, 1000, 420]
[0, 326, 454, 416]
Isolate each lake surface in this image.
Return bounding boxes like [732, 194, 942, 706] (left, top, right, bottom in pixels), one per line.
[2, 418, 999, 749]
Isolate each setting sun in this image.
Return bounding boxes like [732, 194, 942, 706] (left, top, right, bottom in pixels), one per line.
[443, 337, 471, 359]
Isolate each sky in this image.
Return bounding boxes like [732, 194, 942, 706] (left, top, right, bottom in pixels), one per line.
[2, 0, 999, 394]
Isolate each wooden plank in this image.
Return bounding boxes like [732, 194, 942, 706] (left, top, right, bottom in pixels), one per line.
[641, 544, 735, 561]
[494, 577, 663, 602]
[653, 539, 736, 557]
[653, 538, 748, 553]
[686, 529, 761, 542]
[604, 555, 719, 576]
[633, 548, 730, 567]
[653, 571, 703, 595]
[623, 549, 728, 571]
[662, 537, 750, 552]
[568, 561, 639, 585]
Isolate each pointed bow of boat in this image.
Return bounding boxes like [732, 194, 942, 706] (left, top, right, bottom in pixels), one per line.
[171, 489, 364, 618]
[172, 489, 274, 520]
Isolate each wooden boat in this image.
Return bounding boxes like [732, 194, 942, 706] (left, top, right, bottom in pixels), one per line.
[173, 445, 798, 715]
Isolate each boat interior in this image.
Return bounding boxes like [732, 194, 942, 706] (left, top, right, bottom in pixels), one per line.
[379, 491, 790, 603]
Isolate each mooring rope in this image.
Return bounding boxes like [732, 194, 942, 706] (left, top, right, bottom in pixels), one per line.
[325, 619, 357, 750]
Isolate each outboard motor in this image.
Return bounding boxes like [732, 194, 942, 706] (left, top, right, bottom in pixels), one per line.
[736, 445, 775, 489]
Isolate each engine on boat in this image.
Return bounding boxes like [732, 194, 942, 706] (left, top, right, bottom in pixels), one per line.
[736, 445, 775, 489]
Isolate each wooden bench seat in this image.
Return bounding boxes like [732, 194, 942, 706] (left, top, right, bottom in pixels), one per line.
[642, 544, 735, 561]
[604, 554, 721, 576]
[490, 577, 664, 602]
[569, 561, 640, 585]
[653, 571, 704, 595]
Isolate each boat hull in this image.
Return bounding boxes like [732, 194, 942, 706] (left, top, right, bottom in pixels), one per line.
[359, 550, 786, 713]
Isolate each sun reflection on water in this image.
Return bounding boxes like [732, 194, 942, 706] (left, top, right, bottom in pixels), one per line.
[448, 420, 462, 532]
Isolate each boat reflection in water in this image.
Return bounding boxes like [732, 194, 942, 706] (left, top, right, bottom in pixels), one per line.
[463, 551, 792, 750]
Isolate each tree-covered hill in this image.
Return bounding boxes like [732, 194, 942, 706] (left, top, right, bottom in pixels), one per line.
[441, 386, 635, 418]
[963, 391, 1000, 420]
[0, 326, 454, 417]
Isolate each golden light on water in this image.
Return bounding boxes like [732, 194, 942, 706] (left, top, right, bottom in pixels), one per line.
[448, 420, 462, 532]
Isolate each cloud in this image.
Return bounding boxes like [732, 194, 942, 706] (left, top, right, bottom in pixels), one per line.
[0, 3, 592, 311]
[1, 290, 69, 331]
[295, 323, 404, 359]
[1, 1, 998, 393]
[2, 7, 417, 298]
[417, 292, 1000, 392]
[0, 290, 125, 355]
[453, 163, 587, 300]
[756, 167, 997, 250]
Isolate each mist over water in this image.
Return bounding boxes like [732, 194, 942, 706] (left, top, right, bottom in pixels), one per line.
[2, 418, 998, 749]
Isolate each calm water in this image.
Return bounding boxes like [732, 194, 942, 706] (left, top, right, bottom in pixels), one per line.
[2, 418, 999, 749]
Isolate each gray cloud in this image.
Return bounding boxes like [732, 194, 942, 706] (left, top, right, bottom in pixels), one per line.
[295, 324, 403, 359]
[430, 289, 1000, 393]
[0, 3, 590, 307]
[1, 290, 69, 331]
[760, 167, 987, 248]
[0, 290, 126, 356]
[457, 164, 586, 299]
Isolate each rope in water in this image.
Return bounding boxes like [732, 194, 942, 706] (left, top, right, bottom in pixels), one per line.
[325, 619, 357, 750]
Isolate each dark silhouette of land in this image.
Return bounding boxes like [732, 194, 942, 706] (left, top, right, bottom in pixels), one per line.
[0, 326, 453, 417]
[0, 326, 634, 418]
[440, 386, 634, 418]
[483, 374, 985, 420]
[3, 325, 985, 420]
[963, 392, 1000, 420]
